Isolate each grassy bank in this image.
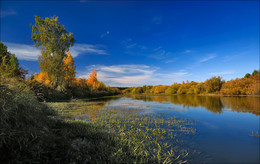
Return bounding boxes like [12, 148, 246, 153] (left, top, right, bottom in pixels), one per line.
[0, 74, 197, 163]
[28, 79, 120, 102]
[0, 75, 142, 163]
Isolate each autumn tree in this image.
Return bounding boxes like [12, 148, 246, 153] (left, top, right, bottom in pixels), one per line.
[87, 70, 98, 88]
[34, 72, 51, 85]
[63, 51, 76, 87]
[221, 74, 260, 95]
[31, 15, 75, 88]
[204, 76, 224, 93]
[177, 81, 197, 94]
[165, 83, 181, 94]
[150, 85, 168, 94]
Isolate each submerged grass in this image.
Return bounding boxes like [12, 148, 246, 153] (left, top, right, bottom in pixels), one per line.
[49, 100, 197, 163]
[250, 131, 260, 137]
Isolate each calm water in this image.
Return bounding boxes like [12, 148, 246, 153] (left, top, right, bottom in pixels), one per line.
[101, 95, 260, 163]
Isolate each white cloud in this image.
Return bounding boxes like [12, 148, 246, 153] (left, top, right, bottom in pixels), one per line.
[5, 43, 41, 61]
[4, 42, 108, 61]
[1, 9, 16, 18]
[184, 50, 191, 53]
[126, 43, 137, 49]
[70, 44, 108, 57]
[199, 54, 216, 63]
[165, 58, 178, 64]
[209, 71, 235, 76]
[78, 64, 190, 87]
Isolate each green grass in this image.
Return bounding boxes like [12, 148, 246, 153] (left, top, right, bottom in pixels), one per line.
[1, 73, 197, 163]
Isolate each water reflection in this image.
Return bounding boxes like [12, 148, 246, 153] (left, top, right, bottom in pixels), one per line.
[130, 95, 260, 115]
[57, 96, 122, 120]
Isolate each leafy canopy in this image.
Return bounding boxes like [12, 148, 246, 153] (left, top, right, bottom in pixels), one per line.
[31, 15, 75, 88]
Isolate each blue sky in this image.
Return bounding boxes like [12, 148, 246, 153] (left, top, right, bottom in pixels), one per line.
[1, 1, 259, 87]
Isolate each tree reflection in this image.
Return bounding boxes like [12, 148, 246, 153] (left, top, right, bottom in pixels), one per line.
[131, 95, 260, 115]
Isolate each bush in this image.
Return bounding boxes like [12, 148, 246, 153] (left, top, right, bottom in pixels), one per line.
[204, 76, 224, 93]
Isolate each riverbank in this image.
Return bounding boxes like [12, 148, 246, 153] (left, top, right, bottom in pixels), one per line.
[0, 75, 196, 163]
[123, 74, 260, 96]
[124, 93, 260, 97]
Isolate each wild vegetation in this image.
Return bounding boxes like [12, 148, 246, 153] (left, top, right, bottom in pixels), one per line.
[124, 72, 260, 96]
[0, 72, 198, 163]
[1, 16, 119, 102]
[49, 100, 198, 163]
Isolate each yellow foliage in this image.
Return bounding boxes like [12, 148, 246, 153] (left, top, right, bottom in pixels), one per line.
[34, 72, 51, 85]
[63, 51, 76, 86]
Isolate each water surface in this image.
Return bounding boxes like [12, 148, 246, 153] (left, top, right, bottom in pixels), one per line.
[102, 95, 259, 163]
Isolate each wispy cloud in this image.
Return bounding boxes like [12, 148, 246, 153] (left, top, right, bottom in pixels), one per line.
[126, 43, 137, 49]
[184, 53, 217, 71]
[209, 71, 235, 76]
[70, 43, 108, 56]
[165, 58, 178, 63]
[4, 42, 108, 61]
[1, 9, 16, 18]
[78, 64, 190, 87]
[5, 43, 41, 61]
[184, 50, 191, 54]
[123, 41, 175, 63]
[198, 54, 216, 63]
[148, 46, 176, 62]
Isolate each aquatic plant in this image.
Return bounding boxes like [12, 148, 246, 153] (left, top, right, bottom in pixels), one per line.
[250, 131, 260, 137]
[50, 100, 197, 163]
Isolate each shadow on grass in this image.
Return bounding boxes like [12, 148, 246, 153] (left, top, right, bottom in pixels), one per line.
[0, 77, 138, 163]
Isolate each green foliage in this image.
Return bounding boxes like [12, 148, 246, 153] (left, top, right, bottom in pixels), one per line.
[0, 42, 26, 79]
[5, 54, 20, 77]
[0, 42, 10, 62]
[252, 69, 260, 76]
[244, 73, 251, 78]
[31, 15, 75, 88]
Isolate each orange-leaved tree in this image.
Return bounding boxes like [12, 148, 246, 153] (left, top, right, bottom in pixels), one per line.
[63, 51, 76, 87]
[34, 72, 51, 85]
[87, 70, 98, 89]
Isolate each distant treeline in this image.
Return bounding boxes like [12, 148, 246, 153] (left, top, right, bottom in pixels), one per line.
[123, 71, 260, 95]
